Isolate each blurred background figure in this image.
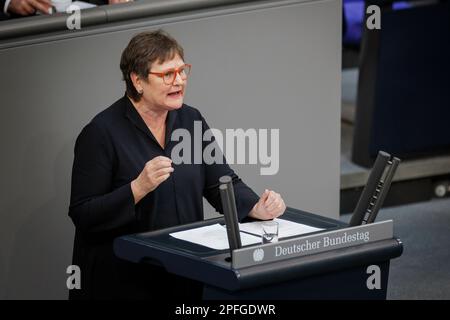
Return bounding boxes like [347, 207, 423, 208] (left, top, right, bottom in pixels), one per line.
[340, 0, 450, 211]
[1, 0, 133, 20]
[2, 0, 53, 17]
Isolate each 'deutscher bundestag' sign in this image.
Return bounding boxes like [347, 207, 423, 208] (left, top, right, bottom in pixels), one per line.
[231, 220, 394, 269]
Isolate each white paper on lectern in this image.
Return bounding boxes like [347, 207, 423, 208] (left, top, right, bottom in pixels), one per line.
[71, 1, 97, 9]
[169, 224, 261, 250]
[238, 218, 324, 238]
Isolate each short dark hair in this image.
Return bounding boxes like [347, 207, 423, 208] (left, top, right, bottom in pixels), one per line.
[120, 30, 185, 101]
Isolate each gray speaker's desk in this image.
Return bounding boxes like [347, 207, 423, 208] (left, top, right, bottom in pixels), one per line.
[114, 207, 403, 299]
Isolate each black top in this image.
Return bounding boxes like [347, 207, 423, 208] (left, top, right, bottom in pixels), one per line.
[68, 95, 259, 299]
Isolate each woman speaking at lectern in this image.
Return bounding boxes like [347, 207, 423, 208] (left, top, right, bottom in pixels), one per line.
[68, 30, 286, 300]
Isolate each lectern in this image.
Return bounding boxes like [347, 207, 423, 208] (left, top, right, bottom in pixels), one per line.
[114, 207, 403, 300]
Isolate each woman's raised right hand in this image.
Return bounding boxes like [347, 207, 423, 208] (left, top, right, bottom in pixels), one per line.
[131, 156, 174, 203]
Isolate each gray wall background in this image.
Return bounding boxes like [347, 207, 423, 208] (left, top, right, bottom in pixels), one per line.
[0, 0, 341, 299]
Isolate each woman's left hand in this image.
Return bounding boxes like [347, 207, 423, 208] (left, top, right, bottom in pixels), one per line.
[249, 189, 286, 220]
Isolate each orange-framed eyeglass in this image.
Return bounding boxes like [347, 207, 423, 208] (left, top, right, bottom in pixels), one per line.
[148, 64, 192, 85]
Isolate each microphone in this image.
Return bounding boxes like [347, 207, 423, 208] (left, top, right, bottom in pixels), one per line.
[349, 151, 400, 226]
[219, 175, 242, 253]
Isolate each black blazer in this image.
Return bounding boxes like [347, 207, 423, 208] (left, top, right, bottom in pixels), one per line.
[68, 95, 259, 299]
[0, 0, 8, 21]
